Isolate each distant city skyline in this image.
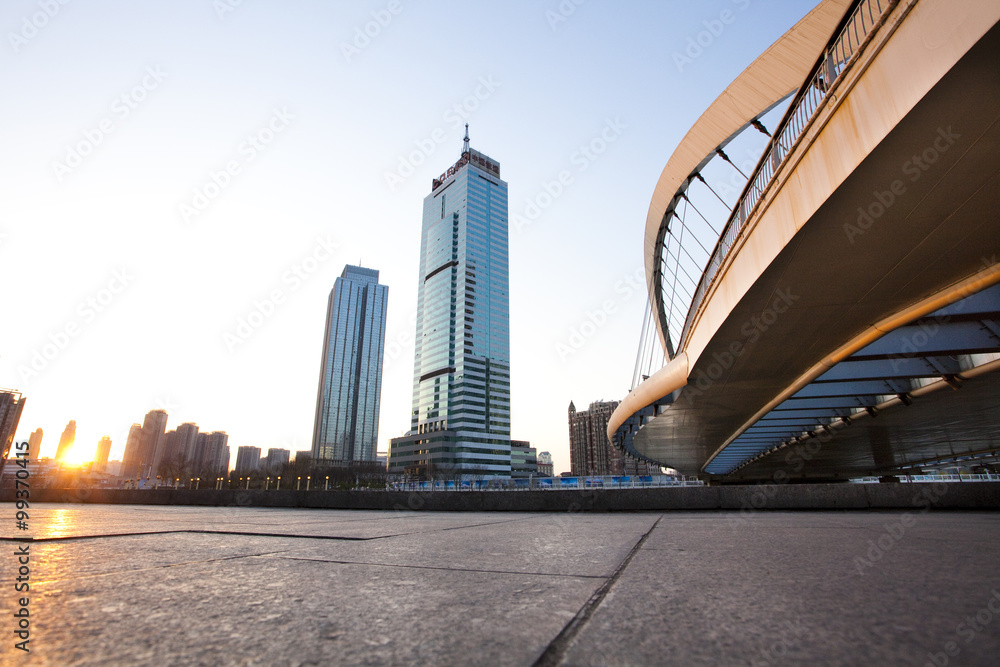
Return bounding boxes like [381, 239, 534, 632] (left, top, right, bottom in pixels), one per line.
[1, 1, 821, 475]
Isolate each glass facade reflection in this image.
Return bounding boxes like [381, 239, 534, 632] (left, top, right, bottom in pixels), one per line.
[311, 265, 388, 462]
[389, 136, 512, 477]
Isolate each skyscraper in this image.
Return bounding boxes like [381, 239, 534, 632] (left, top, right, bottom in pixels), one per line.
[389, 126, 512, 478]
[311, 265, 388, 463]
[56, 420, 77, 462]
[95, 436, 112, 472]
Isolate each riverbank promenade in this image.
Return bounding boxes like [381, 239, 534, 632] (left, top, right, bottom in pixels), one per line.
[2, 503, 999, 665]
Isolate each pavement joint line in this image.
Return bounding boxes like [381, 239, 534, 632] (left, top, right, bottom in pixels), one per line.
[0, 530, 397, 543]
[275, 555, 608, 579]
[531, 514, 664, 667]
[29, 549, 297, 586]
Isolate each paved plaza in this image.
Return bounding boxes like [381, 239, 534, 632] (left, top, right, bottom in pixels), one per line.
[2, 504, 999, 665]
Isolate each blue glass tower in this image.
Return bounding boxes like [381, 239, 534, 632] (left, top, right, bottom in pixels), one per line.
[389, 127, 511, 477]
[311, 265, 388, 462]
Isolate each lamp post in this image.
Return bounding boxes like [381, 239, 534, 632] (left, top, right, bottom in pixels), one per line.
[296, 476, 301, 490]
[277, 476, 281, 490]
[325, 475, 329, 491]
[265, 476, 271, 490]
[306, 476, 311, 491]
[195, 477, 200, 490]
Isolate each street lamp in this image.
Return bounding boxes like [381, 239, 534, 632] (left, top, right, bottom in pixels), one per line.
[325, 475, 329, 491]
[277, 476, 281, 490]
[306, 476, 311, 491]
[266, 476, 271, 490]
[296, 476, 301, 490]
[195, 477, 200, 490]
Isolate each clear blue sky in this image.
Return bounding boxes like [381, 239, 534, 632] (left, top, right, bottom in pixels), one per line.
[1, 0, 818, 473]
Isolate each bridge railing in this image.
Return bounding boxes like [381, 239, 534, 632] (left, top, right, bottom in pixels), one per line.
[675, 0, 896, 350]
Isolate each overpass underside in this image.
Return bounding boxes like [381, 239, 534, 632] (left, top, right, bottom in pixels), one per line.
[629, 9, 1000, 482]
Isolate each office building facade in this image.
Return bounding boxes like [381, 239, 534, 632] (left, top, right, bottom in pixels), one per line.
[389, 128, 512, 478]
[312, 265, 388, 463]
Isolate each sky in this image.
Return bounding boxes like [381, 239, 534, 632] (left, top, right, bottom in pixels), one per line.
[1, 0, 819, 473]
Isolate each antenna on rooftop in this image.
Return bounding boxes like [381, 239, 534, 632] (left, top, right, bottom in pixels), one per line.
[463, 123, 470, 154]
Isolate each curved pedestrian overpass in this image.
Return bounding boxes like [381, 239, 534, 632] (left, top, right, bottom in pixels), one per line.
[610, 0, 1000, 482]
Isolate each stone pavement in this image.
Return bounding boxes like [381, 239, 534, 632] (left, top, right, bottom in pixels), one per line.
[1, 504, 999, 665]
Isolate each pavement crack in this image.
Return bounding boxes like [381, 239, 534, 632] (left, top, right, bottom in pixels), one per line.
[276, 556, 607, 579]
[531, 515, 663, 667]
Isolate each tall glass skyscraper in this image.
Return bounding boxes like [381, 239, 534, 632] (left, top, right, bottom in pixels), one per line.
[389, 128, 512, 478]
[311, 265, 388, 463]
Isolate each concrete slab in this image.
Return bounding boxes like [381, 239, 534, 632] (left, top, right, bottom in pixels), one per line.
[279, 513, 660, 578]
[562, 512, 1000, 665]
[17, 545, 600, 666]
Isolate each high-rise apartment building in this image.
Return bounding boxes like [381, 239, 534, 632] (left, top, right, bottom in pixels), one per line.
[175, 423, 200, 462]
[389, 127, 512, 478]
[234, 446, 262, 474]
[95, 436, 112, 472]
[311, 265, 388, 463]
[143, 410, 169, 479]
[120, 423, 143, 479]
[192, 431, 230, 476]
[120, 410, 168, 480]
[27, 428, 43, 462]
[568, 401, 622, 476]
[56, 420, 77, 462]
[263, 448, 290, 474]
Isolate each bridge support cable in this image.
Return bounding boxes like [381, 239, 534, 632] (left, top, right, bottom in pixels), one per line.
[679, 191, 722, 237]
[631, 301, 653, 390]
[693, 172, 733, 211]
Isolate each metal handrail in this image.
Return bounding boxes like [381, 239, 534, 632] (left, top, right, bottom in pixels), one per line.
[669, 0, 896, 351]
